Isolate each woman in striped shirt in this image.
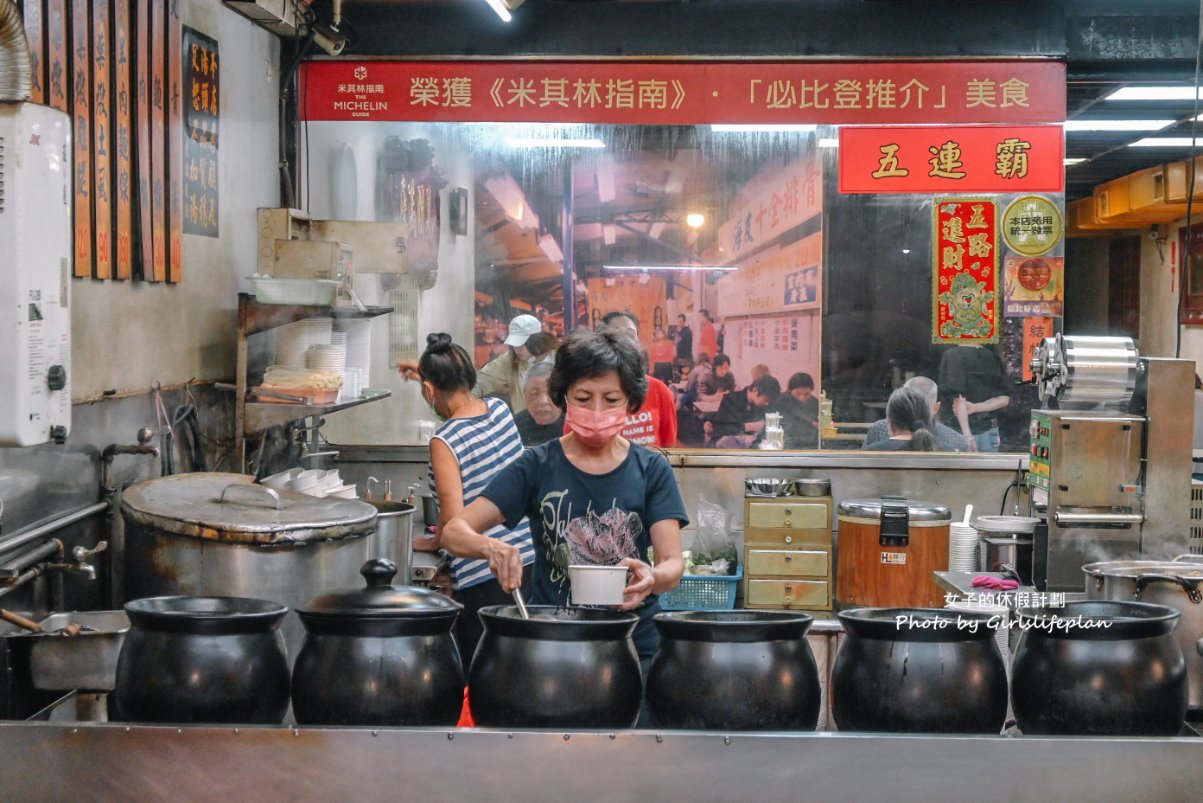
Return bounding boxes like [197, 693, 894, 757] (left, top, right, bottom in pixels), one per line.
[399, 333, 535, 670]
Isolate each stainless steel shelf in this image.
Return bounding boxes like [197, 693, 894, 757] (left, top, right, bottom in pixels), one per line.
[244, 391, 393, 433]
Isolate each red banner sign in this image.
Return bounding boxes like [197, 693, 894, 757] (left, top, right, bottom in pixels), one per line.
[300, 61, 1064, 125]
[839, 124, 1063, 194]
[933, 198, 999, 345]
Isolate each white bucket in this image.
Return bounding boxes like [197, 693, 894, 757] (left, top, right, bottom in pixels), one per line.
[568, 565, 628, 606]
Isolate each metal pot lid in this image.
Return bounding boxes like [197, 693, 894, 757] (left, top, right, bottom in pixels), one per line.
[120, 472, 377, 545]
[973, 515, 1040, 533]
[837, 498, 951, 522]
[299, 559, 462, 618]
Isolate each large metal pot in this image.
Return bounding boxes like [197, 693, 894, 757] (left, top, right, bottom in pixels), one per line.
[291, 559, 464, 727]
[111, 595, 290, 724]
[646, 610, 821, 731]
[469, 605, 642, 728]
[832, 607, 1008, 733]
[1083, 558, 1203, 712]
[121, 473, 377, 664]
[363, 500, 415, 582]
[1011, 600, 1187, 736]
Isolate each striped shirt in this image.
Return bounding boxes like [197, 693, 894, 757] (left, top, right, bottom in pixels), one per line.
[429, 397, 535, 590]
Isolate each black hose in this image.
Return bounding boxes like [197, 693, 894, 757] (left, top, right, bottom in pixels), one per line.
[172, 405, 208, 473]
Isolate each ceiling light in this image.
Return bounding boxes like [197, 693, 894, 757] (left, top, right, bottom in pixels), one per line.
[901, 249, 911, 255]
[710, 124, 817, 133]
[602, 264, 737, 272]
[482, 0, 524, 22]
[1129, 137, 1202, 147]
[504, 137, 605, 149]
[1063, 120, 1175, 131]
[818, 138, 840, 148]
[1105, 86, 1203, 101]
[1064, 157, 1086, 165]
[685, 213, 705, 228]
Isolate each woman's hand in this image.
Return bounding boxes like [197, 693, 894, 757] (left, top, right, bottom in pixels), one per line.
[485, 539, 524, 592]
[617, 557, 655, 611]
[397, 359, 420, 381]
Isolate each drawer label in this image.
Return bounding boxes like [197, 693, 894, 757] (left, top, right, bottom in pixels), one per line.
[880, 551, 907, 565]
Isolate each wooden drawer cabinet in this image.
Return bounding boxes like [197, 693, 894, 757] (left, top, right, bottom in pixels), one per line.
[746, 579, 831, 609]
[743, 494, 833, 611]
[746, 548, 829, 578]
[747, 501, 829, 530]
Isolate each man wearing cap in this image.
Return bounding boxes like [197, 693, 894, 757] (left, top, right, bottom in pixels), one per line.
[473, 314, 556, 414]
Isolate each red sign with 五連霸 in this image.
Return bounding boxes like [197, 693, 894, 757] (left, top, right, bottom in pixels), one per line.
[299, 61, 1065, 126]
[839, 125, 1063, 194]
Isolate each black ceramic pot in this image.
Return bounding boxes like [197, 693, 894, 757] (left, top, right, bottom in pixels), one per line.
[647, 610, 821, 731]
[112, 596, 290, 724]
[469, 605, 642, 728]
[832, 607, 1008, 734]
[1011, 600, 1187, 736]
[292, 559, 464, 727]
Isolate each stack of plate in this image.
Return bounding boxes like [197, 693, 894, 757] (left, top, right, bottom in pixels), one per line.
[276, 319, 332, 367]
[949, 520, 980, 572]
[306, 343, 346, 376]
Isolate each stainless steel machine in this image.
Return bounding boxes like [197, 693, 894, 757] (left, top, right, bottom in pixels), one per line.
[1026, 335, 1196, 590]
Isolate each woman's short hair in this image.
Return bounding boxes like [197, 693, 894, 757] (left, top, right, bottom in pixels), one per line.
[886, 386, 938, 452]
[788, 372, 815, 391]
[418, 333, 476, 392]
[522, 360, 554, 389]
[524, 331, 557, 358]
[549, 328, 647, 413]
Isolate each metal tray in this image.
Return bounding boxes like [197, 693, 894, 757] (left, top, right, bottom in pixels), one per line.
[26, 611, 129, 692]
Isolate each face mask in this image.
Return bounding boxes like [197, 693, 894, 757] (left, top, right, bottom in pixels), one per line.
[565, 404, 627, 447]
[421, 384, 447, 422]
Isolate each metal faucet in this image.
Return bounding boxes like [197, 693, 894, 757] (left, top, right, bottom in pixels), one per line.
[48, 541, 108, 581]
[101, 428, 161, 492]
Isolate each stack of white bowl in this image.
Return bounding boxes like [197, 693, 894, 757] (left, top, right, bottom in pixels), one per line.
[335, 318, 372, 397]
[949, 509, 980, 572]
[276, 319, 333, 367]
[306, 343, 346, 376]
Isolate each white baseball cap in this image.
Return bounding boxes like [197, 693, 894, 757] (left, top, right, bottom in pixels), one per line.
[504, 314, 543, 346]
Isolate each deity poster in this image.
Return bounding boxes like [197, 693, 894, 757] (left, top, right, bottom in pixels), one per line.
[933, 198, 999, 345]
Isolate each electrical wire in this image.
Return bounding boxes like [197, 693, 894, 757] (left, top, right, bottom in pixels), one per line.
[1179, 0, 1203, 359]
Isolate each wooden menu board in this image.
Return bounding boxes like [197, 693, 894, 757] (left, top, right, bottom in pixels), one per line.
[19, 1, 44, 104]
[168, 1, 183, 281]
[113, 0, 133, 280]
[134, 0, 153, 280]
[91, 0, 112, 279]
[44, 0, 67, 113]
[69, 0, 91, 278]
[150, 0, 166, 282]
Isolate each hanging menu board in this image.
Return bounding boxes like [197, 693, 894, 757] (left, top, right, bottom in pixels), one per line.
[44, 0, 68, 112]
[113, 0, 133, 279]
[91, 0, 112, 279]
[20, 1, 44, 104]
[69, 0, 91, 278]
[182, 25, 219, 238]
[168, 5, 184, 278]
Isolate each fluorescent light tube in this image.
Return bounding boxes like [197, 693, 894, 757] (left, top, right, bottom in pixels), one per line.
[482, 0, 513, 22]
[602, 264, 737, 272]
[1063, 120, 1174, 131]
[1129, 137, 1202, 147]
[1105, 87, 1203, 101]
[710, 124, 817, 133]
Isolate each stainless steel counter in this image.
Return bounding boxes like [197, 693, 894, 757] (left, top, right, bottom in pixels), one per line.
[0, 722, 1198, 802]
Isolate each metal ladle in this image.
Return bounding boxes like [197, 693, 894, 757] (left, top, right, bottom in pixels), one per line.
[512, 588, 530, 620]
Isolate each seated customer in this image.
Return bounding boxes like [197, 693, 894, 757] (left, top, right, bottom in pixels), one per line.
[512, 363, 565, 447]
[758, 372, 819, 449]
[864, 376, 968, 451]
[700, 354, 737, 400]
[861, 386, 939, 452]
[713, 375, 780, 448]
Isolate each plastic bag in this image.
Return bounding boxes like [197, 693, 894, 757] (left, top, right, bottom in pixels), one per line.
[687, 496, 738, 575]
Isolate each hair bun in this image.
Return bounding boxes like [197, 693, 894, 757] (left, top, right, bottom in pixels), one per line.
[425, 332, 453, 352]
[910, 419, 926, 433]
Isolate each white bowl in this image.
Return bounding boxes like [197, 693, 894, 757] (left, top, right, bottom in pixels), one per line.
[328, 485, 358, 499]
[317, 470, 342, 491]
[568, 565, 628, 606]
[289, 470, 324, 493]
[261, 468, 301, 489]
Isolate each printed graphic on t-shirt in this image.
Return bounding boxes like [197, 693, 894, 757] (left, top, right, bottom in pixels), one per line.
[538, 490, 638, 587]
[621, 410, 656, 446]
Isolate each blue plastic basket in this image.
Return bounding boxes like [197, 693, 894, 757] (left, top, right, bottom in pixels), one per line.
[659, 568, 742, 611]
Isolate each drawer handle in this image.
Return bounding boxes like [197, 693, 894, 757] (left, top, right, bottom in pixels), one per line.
[785, 555, 792, 562]
[784, 535, 793, 545]
[784, 519, 792, 526]
[785, 508, 792, 515]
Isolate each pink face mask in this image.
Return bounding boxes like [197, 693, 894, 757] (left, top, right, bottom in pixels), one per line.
[565, 404, 628, 447]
